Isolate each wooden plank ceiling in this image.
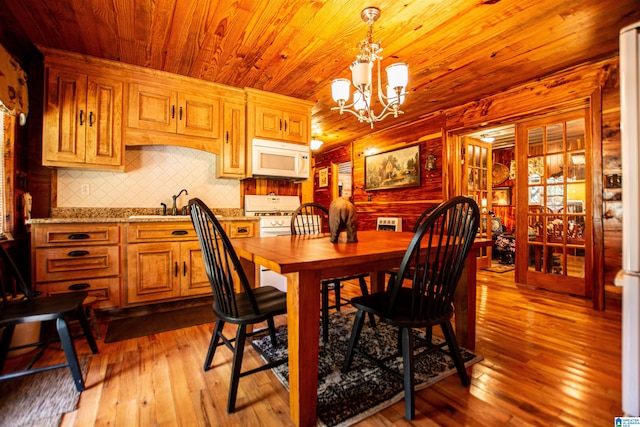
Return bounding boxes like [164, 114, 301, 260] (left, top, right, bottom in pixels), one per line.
[1, 0, 639, 151]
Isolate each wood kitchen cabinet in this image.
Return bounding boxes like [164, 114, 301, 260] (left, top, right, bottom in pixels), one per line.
[216, 101, 247, 178]
[127, 83, 221, 139]
[43, 65, 124, 170]
[31, 223, 122, 309]
[126, 222, 209, 305]
[245, 87, 313, 145]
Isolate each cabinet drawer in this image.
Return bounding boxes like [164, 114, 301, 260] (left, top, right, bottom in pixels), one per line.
[35, 246, 120, 282]
[127, 222, 196, 243]
[36, 276, 120, 309]
[34, 224, 120, 247]
[226, 221, 255, 238]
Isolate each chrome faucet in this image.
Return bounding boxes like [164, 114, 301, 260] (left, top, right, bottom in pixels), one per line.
[171, 189, 189, 215]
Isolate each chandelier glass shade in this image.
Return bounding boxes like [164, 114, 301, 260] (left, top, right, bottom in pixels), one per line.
[331, 7, 408, 128]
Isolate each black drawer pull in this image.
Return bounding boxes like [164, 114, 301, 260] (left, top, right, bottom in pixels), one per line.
[67, 250, 90, 257]
[69, 283, 90, 290]
[68, 233, 90, 240]
[171, 230, 189, 235]
[236, 227, 248, 234]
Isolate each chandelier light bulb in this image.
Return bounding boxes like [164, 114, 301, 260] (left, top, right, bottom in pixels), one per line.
[386, 62, 408, 90]
[351, 60, 372, 89]
[331, 78, 351, 103]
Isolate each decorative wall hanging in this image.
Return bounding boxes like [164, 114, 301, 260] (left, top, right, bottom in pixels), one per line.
[492, 163, 509, 186]
[319, 167, 329, 188]
[492, 186, 512, 206]
[0, 43, 28, 118]
[365, 144, 420, 191]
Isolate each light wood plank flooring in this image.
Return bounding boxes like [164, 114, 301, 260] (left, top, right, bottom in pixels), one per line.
[8, 269, 623, 426]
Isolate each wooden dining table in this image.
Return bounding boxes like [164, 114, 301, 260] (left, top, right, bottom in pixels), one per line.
[231, 230, 491, 427]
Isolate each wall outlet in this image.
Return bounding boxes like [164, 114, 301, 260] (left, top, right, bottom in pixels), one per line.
[81, 184, 90, 195]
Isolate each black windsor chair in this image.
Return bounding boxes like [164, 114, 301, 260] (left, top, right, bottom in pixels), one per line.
[342, 196, 480, 420]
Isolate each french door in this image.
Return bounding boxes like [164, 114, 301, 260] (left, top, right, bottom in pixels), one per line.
[515, 110, 592, 296]
[465, 137, 492, 269]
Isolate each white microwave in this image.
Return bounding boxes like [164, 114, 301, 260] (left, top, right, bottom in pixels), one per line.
[251, 138, 310, 180]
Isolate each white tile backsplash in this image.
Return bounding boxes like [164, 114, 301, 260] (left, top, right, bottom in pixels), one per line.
[57, 145, 240, 209]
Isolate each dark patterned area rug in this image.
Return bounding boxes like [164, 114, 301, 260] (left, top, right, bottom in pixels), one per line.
[0, 358, 89, 427]
[252, 311, 482, 427]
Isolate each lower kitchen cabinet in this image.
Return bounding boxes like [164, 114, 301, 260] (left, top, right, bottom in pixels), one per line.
[126, 222, 210, 305]
[126, 240, 209, 304]
[30, 217, 258, 309]
[31, 223, 122, 309]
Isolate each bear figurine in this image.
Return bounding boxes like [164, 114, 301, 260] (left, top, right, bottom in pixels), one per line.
[329, 197, 358, 243]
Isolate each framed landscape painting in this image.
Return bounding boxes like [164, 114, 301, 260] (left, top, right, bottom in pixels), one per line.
[364, 145, 420, 191]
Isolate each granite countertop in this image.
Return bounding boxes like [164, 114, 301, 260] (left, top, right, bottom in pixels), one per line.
[26, 207, 259, 224]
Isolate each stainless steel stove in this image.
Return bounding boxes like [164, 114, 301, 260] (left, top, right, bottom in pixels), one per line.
[244, 195, 301, 291]
[244, 195, 300, 237]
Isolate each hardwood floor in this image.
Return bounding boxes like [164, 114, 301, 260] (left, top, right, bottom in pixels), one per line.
[9, 269, 622, 426]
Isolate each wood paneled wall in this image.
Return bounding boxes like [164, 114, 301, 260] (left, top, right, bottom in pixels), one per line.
[315, 57, 622, 291]
[314, 114, 445, 232]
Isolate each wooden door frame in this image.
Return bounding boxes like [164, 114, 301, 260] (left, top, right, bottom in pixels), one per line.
[444, 89, 604, 310]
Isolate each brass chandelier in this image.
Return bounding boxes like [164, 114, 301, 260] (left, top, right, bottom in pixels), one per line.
[331, 7, 409, 128]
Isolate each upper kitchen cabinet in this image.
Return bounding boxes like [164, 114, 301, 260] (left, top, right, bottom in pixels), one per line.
[127, 83, 220, 138]
[245, 88, 313, 145]
[216, 101, 246, 178]
[43, 64, 124, 170]
[124, 74, 246, 156]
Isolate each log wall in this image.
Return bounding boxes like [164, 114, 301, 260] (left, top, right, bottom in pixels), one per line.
[314, 56, 622, 290]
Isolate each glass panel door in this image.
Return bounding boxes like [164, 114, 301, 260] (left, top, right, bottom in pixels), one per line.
[517, 111, 591, 296]
[465, 137, 492, 269]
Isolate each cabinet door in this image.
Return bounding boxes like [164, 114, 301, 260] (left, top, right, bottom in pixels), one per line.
[180, 241, 210, 296]
[85, 76, 123, 166]
[254, 104, 283, 139]
[128, 83, 177, 133]
[177, 92, 221, 138]
[127, 242, 181, 304]
[217, 101, 246, 177]
[43, 68, 87, 165]
[284, 110, 308, 143]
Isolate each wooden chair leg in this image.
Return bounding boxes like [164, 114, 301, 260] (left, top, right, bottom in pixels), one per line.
[267, 317, 278, 346]
[401, 327, 416, 420]
[74, 306, 98, 354]
[441, 321, 470, 386]
[358, 277, 376, 327]
[56, 318, 85, 392]
[227, 325, 247, 413]
[204, 320, 224, 371]
[342, 309, 366, 373]
[0, 325, 15, 373]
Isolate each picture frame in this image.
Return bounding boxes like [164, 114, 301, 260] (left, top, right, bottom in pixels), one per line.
[318, 167, 329, 188]
[364, 144, 420, 191]
[492, 186, 511, 206]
